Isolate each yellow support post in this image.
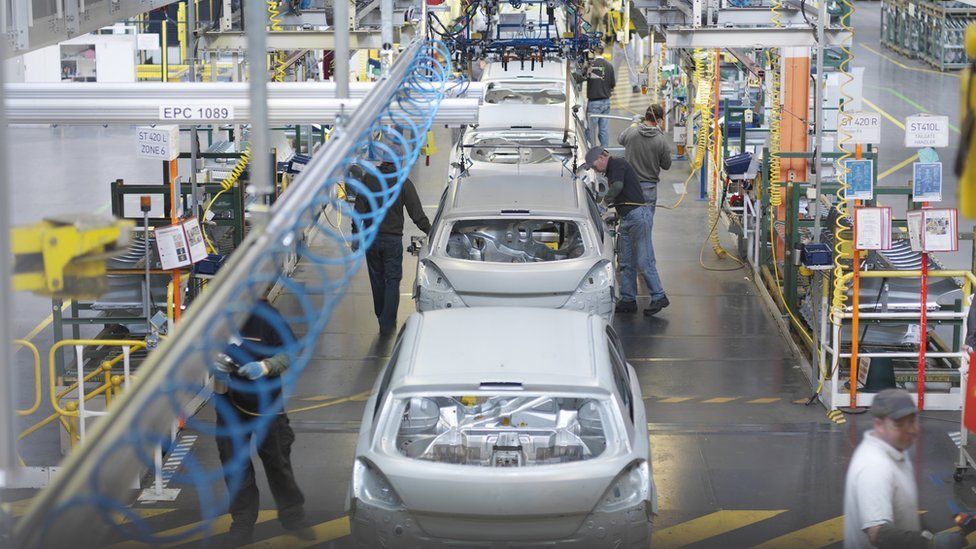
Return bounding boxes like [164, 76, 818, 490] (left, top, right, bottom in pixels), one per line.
[13, 340, 42, 416]
[162, 20, 169, 83]
[178, 2, 187, 64]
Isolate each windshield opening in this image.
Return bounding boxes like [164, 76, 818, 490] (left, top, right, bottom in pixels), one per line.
[466, 133, 571, 165]
[444, 219, 585, 262]
[394, 395, 608, 467]
[485, 83, 566, 105]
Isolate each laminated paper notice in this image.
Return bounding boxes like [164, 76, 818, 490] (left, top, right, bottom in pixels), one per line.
[854, 207, 892, 251]
[154, 217, 209, 270]
[907, 210, 923, 252]
[921, 208, 958, 252]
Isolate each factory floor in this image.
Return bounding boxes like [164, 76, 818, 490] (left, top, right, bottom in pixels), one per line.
[5, 3, 976, 547]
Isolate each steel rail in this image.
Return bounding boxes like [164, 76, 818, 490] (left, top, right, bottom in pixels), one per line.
[14, 38, 430, 547]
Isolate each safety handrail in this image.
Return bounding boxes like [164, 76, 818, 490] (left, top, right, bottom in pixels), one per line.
[832, 269, 976, 324]
[47, 340, 145, 418]
[14, 339, 42, 416]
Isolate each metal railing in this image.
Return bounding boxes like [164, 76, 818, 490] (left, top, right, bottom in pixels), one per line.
[820, 270, 976, 411]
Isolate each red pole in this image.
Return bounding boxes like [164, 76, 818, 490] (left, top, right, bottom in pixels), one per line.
[919, 251, 929, 410]
[851, 247, 861, 407]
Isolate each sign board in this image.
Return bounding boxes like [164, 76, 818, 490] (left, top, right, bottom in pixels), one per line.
[912, 162, 943, 202]
[905, 115, 949, 148]
[845, 159, 874, 200]
[136, 125, 179, 161]
[137, 33, 160, 51]
[159, 105, 235, 122]
[838, 112, 881, 144]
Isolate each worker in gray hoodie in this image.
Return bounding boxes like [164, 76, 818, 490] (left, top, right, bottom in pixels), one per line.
[618, 104, 673, 205]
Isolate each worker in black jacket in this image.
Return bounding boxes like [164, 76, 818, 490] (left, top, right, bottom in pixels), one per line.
[352, 161, 432, 335]
[586, 44, 616, 147]
[215, 299, 311, 546]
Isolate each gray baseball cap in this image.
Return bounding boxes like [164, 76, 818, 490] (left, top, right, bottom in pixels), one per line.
[581, 147, 607, 170]
[870, 388, 918, 420]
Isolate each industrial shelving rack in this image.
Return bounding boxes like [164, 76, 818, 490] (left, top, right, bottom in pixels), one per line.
[881, 0, 976, 71]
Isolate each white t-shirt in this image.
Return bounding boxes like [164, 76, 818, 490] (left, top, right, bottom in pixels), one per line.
[843, 430, 920, 549]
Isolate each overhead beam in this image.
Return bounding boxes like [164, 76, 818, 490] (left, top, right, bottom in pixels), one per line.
[201, 29, 409, 51]
[4, 82, 480, 126]
[665, 26, 850, 48]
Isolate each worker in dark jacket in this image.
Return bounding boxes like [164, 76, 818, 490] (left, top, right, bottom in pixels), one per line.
[352, 161, 432, 334]
[618, 104, 673, 205]
[215, 299, 310, 546]
[582, 146, 668, 316]
[586, 44, 616, 147]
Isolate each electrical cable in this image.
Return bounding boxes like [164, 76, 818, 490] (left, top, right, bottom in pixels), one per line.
[202, 146, 252, 254]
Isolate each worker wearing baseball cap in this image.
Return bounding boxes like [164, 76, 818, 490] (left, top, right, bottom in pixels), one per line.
[843, 389, 970, 548]
[582, 146, 668, 316]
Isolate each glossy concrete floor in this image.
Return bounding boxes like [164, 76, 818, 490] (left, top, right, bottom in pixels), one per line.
[7, 6, 976, 546]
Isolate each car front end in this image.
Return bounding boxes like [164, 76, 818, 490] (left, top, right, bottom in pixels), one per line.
[349, 391, 653, 547]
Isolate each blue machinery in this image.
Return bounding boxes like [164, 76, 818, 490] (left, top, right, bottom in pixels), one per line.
[428, 0, 602, 69]
[14, 39, 454, 547]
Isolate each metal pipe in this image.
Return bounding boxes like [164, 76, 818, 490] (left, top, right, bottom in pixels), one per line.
[811, 0, 825, 242]
[187, 0, 201, 219]
[334, 0, 349, 98]
[0, 35, 16, 490]
[380, 0, 394, 73]
[246, 0, 271, 201]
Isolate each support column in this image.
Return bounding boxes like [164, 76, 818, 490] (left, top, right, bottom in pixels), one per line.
[782, 46, 811, 182]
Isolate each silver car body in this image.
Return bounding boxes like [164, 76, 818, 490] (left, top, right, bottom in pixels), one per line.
[448, 60, 587, 181]
[349, 308, 655, 547]
[414, 168, 615, 320]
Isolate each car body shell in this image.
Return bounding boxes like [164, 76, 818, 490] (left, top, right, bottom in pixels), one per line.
[348, 308, 655, 547]
[413, 167, 615, 320]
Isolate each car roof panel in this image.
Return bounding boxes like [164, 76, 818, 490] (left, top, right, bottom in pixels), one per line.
[397, 308, 601, 390]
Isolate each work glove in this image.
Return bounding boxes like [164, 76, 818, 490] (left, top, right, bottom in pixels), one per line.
[238, 361, 270, 380]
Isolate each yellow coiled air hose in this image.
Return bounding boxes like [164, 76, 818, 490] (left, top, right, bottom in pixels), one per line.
[202, 146, 252, 254]
[765, 50, 812, 345]
[268, 1, 289, 82]
[831, 0, 856, 323]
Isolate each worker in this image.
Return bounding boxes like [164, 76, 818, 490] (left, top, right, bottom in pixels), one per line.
[618, 104, 673, 205]
[842, 388, 970, 548]
[585, 44, 616, 148]
[215, 299, 311, 546]
[351, 157, 431, 335]
[581, 146, 668, 316]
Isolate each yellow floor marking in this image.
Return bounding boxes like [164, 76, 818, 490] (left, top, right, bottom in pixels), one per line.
[657, 397, 695, 403]
[5, 496, 34, 517]
[747, 398, 781, 404]
[20, 300, 71, 342]
[863, 98, 905, 130]
[111, 510, 277, 548]
[116, 508, 178, 524]
[702, 397, 739, 404]
[754, 515, 843, 548]
[860, 43, 959, 79]
[655, 510, 785, 548]
[878, 153, 919, 182]
[298, 395, 333, 402]
[243, 516, 350, 548]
